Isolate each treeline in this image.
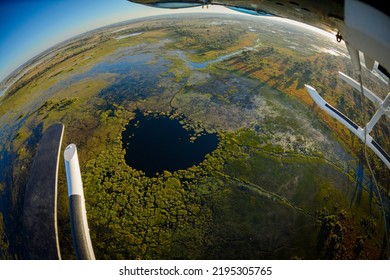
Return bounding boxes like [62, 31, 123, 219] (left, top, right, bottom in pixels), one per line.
[316, 208, 384, 259]
[171, 25, 242, 52]
[4, 45, 96, 99]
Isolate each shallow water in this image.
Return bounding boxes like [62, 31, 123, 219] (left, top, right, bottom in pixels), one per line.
[174, 49, 243, 69]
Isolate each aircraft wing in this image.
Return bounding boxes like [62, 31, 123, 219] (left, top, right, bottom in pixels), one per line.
[128, 0, 344, 33]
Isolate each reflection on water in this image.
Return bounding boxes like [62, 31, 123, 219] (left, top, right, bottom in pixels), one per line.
[174, 49, 244, 69]
[42, 49, 169, 105]
[1, 32, 389, 258]
[95, 53, 168, 104]
[78, 53, 158, 76]
[122, 113, 219, 177]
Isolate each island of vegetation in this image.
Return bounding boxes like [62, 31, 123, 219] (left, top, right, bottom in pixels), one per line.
[0, 14, 388, 260]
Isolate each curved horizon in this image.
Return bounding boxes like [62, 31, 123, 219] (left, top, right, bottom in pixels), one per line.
[0, 0, 335, 85]
[0, 1, 241, 83]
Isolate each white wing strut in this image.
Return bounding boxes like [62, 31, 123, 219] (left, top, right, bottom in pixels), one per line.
[64, 144, 96, 260]
[305, 83, 390, 169]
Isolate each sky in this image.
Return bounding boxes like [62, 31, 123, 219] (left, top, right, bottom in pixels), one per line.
[0, 0, 239, 82]
[0, 0, 333, 83]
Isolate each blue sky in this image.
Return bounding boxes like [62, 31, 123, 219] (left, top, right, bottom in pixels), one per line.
[0, 1, 331, 83]
[0, 0, 237, 82]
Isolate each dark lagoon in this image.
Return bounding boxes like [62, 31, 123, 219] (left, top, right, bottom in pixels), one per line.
[122, 113, 219, 177]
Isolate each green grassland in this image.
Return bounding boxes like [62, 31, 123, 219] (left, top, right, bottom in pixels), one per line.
[0, 15, 388, 259]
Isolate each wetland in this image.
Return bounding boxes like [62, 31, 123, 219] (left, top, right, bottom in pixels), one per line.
[0, 14, 389, 260]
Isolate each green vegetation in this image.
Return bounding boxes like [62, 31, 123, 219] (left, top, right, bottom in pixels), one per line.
[77, 123, 383, 259]
[0, 15, 388, 259]
[218, 38, 390, 190]
[83, 126, 227, 259]
[37, 98, 78, 115]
